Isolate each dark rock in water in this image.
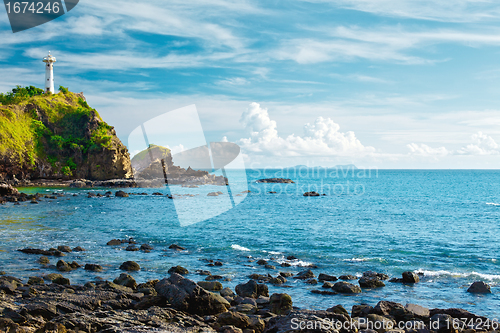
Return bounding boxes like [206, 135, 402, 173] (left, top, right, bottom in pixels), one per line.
[115, 190, 129, 197]
[168, 265, 189, 275]
[359, 276, 386, 288]
[114, 273, 137, 289]
[125, 244, 139, 251]
[106, 239, 122, 246]
[332, 281, 361, 294]
[69, 261, 81, 269]
[18, 248, 62, 256]
[53, 276, 70, 285]
[305, 278, 318, 285]
[339, 274, 357, 280]
[140, 243, 154, 251]
[235, 280, 269, 298]
[256, 259, 268, 265]
[56, 260, 72, 272]
[27, 276, 45, 285]
[318, 273, 337, 282]
[206, 275, 224, 281]
[372, 300, 405, 316]
[43, 273, 62, 282]
[322, 281, 334, 288]
[119, 261, 140, 271]
[84, 264, 103, 272]
[363, 271, 389, 280]
[467, 281, 492, 294]
[265, 264, 276, 270]
[280, 272, 294, 278]
[220, 287, 235, 297]
[269, 293, 293, 315]
[38, 256, 50, 264]
[197, 270, 212, 276]
[280, 262, 291, 267]
[286, 255, 297, 260]
[256, 178, 294, 184]
[402, 271, 420, 283]
[270, 275, 287, 285]
[155, 273, 229, 315]
[198, 281, 223, 291]
[169, 244, 186, 251]
[72, 246, 86, 252]
[294, 269, 315, 280]
[303, 191, 320, 197]
[214, 261, 223, 266]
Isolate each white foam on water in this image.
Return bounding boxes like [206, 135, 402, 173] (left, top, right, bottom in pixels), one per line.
[276, 258, 314, 267]
[343, 257, 386, 263]
[263, 250, 281, 255]
[231, 244, 251, 252]
[486, 202, 500, 206]
[416, 269, 500, 281]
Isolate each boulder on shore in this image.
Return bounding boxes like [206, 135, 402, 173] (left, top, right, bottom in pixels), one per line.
[155, 273, 229, 315]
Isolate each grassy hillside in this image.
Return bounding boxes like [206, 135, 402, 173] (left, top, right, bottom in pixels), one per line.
[0, 86, 132, 181]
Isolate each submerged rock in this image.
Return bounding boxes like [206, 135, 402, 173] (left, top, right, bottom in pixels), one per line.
[119, 261, 140, 271]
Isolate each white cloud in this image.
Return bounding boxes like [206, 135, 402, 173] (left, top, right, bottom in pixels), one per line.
[239, 102, 375, 157]
[407, 143, 449, 156]
[299, 0, 500, 22]
[457, 132, 500, 155]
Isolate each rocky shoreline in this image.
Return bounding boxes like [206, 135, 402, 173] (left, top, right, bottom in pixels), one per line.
[0, 238, 497, 333]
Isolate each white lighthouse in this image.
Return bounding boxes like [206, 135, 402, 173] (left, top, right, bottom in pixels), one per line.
[42, 51, 56, 94]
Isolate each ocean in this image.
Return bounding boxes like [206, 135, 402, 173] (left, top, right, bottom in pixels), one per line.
[1, 169, 499, 318]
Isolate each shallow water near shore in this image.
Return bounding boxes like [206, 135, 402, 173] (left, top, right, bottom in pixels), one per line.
[1, 169, 500, 318]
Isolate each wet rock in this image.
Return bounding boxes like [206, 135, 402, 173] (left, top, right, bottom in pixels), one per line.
[366, 314, 396, 332]
[72, 246, 86, 252]
[256, 259, 268, 265]
[126, 244, 139, 251]
[107, 239, 122, 246]
[305, 278, 318, 284]
[265, 264, 276, 270]
[235, 280, 269, 299]
[155, 273, 229, 315]
[119, 261, 140, 271]
[34, 322, 67, 333]
[359, 276, 386, 288]
[140, 244, 154, 251]
[214, 261, 223, 266]
[294, 269, 315, 280]
[169, 244, 186, 251]
[352, 304, 373, 318]
[322, 281, 334, 288]
[21, 302, 58, 320]
[206, 275, 224, 281]
[114, 273, 138, 289]
[115, 190, 129, 197]
[56, 260, 72, 272]
[303, 191, 320, 196]
[53, 276, 70, 285]
[363, 271, 389, 280]
[0, 277, 19, 293]
[198, 281, 223, 291]
[168, 265, 189, 275]
[69, 261, 81, 269]
[467, 281, 491, 294]
[270, 275, 287, 285]
[339, 274, 357, 280]
[332, 281, 361, 294]
[39, 256, 50, 264]
[402, 271, 420, 283]
[327, 304, 349, 317]
[43, 273, 63, 282]
[221, 287, 236, 297]
[318, 273, 337, 282]
[28, 276, 45, 285]
[84, 264, 103, 272]
[57, 245, 72, 253]
[406, 303, 430, 320]
[216, 311, 251, 330]
[270, 293, 293, 315]
[279, 272, 294, 277]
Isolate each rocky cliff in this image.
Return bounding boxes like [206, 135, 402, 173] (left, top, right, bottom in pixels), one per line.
[0, 86, 133, 182]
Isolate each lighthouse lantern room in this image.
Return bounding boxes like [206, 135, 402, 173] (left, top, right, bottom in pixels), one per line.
[42, 51, 56, 94]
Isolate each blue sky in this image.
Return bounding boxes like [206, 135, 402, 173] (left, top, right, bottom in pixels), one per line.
[1, 0, 500, 168]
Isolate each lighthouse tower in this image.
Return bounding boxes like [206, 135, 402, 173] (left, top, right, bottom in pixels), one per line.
[42, 51, 56, 94]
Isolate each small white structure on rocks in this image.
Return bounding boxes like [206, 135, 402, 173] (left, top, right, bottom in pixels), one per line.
[42, 51, 56, 94]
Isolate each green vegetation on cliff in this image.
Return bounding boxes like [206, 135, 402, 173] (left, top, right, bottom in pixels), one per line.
[0, 86, 132, 181]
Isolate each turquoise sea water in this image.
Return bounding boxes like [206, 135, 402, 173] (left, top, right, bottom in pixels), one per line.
[0, 169, 499, 318]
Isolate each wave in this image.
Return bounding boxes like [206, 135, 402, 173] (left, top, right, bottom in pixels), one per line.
[415, 269, 500, 281]
[263, 250, 282, 255]
[276, 258, 315, 267]
[486, 202, 500, 206]
[231, 244, 251, 252]
[343, 257, 387, 263]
